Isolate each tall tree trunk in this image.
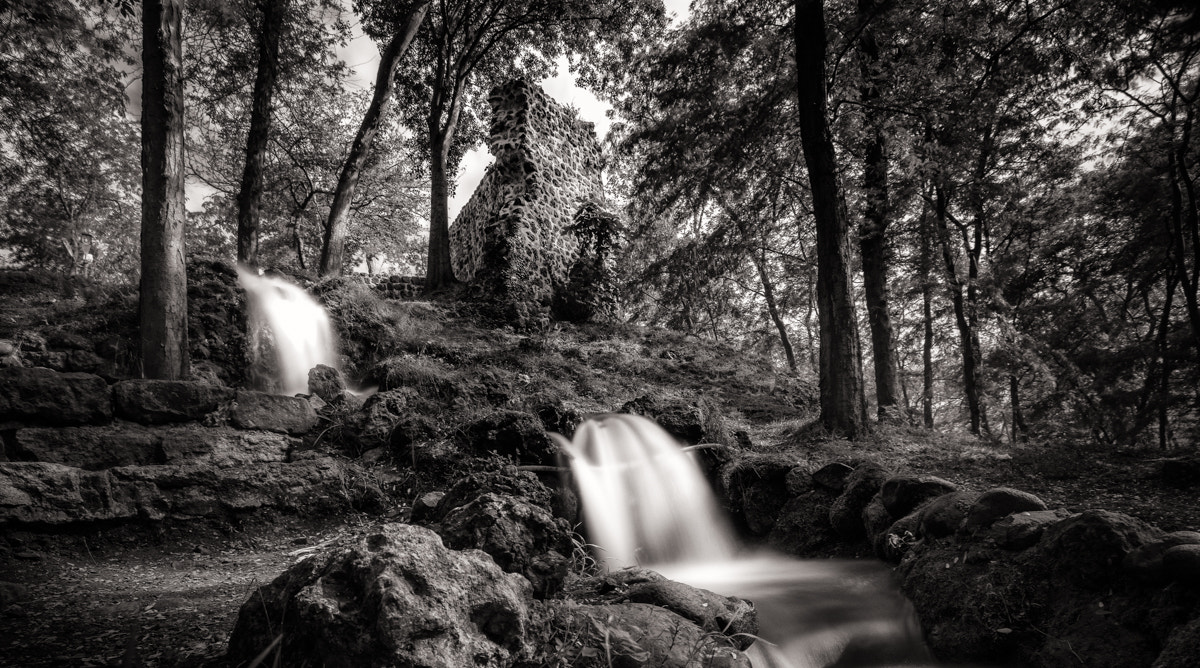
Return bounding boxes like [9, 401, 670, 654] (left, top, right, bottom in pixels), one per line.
[919, 198, 935, 428]
[934, 187, 984, 435]
[1158, 273, 1177, 449]
[1167, 106, 1200, 347]
[319, 2, 428, 277]
[753, 250, 797, 371]
[236, 0, 287, 266]
[425, 124, 457, 289]
[795, 0, 868, 438]
[856, 0, 900, 420]
[1009, 375, 1026, 443]
[140, 0, 189, 380]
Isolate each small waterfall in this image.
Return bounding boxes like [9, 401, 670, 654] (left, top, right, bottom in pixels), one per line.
[237, 266, 340, 396]
[559, 414, 933, 668]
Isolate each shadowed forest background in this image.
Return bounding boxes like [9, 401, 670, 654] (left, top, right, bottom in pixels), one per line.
[2, 0, 1200, 448]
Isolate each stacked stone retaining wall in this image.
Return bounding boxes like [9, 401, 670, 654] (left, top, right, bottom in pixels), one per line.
[449, 80, 605, 323]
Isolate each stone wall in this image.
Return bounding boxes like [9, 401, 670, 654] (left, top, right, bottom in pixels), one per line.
[449, 80, 605, 323]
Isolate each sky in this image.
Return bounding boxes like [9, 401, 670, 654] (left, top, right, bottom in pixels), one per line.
[335, 0, 693, 219]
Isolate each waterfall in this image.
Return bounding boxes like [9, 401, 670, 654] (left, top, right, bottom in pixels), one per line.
[237, 266, 340, 396]
[558, 414, 934, 668]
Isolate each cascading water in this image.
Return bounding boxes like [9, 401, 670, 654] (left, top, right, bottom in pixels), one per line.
[237, 266, 341, 396]
[556, 414, 934, 668]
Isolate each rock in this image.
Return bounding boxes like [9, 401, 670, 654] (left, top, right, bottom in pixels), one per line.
[1123, 531, 1200, 583]
[461, 409, 557, 465]
[862, 496, 895, 543]
[227, 524, 533, 668]
[410, 491, 445, 524]
[624, 580, 758, 649]
[829, 463, 889, 541]
[47, 330, 91, 350]
[963, 487, 1047, 531]
[766, 491, 845, 557]
[230, 390, 318, 434]
[719, 455, 796, 536]
[985, 509, 1076, 551]
[389, 414, 441, 451]
[1161, 458, 1200, 488]
[306, 364, 345, 402]
[65, 349, 108, 375]
[879, 475, 958, 517]
[1162, 544, 1200, 585]
[439, 492, 573, 598]
[619, 394, 730, 445]
[435, 469, 558, 522]
[112, 379, 232, 425]
[12, 425, 162, 470]
[917, 491, 978, 538]
[158, 426, 293, 467]
[542, 602, 752, 668]
[811, 462, 854, 492]
[187, 258, 249, 387]
[784, 466, 813, 496]
[1038, 509, 1162, 589]
[351, 389, 415, 451]
[0, 340, 16, 356]
[1154, 616, 1200, 668]
[0, 367, 112, 427]
[0, 462, 127, 524]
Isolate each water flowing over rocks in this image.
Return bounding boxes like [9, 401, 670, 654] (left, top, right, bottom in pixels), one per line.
[713, 456, 1200, 667]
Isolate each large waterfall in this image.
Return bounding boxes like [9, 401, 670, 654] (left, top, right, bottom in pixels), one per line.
[557, 414, 933, 668]
[237, 266, 341, 396]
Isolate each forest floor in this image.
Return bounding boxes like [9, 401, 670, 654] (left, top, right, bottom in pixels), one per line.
[1, 269, 1198, 666]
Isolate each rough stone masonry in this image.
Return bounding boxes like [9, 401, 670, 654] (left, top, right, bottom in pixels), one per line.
[450, 79, 605, 323]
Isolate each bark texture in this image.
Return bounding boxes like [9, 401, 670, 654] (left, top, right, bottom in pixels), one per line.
[140, 0, 189, 380]
[794, 0, 869, 438]
[319, 2, 428, 277]
[236, 0, 287, 266]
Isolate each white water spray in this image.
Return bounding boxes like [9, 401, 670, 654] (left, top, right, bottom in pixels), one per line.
[237, 266, 340, 396]
[558, 414, 933, 668]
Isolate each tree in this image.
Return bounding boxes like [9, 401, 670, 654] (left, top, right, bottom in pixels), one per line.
[140, 0, 190, 379]
[319, 0, 429, 277]
[794, 0, 869, 437]
[236, 0, 290, 265]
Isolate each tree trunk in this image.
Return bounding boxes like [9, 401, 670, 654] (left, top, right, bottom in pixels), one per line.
[319, 2, 428, 277]
[1009, 375, 1026, 443]
[794, 0, 868, 438]
[856, 0, 900, 420]
[236, 0, 287, 266]
[425, 123, 457, 289]
[934, 187, 985, 435]
[753, 250, 797, 371]
[919, 199, 935, 428]
[140, 0, 189, 380]
[1157, 273, 1177, 449]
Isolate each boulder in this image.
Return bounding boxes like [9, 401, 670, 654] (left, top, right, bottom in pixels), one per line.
[460, 409, 557, 465]
[783, 466, 813, 496]
[984, 509, 1076, 551]
[766, 491, 846, 557]
[1154, 616, 1200, 668]
[1162, 544, 1200, 585]
[112, 379, 232, 425]
[875, 511, 923, 563]
[409, 491, 445, 525]
[963, 487, 1047, 531]
[0, 367, 112, 427]
[157, 426, 293, 467]
[351, 389, 416, 452]
[439, 492, 573, 598]
[862, 496, 895, 543]
[829, 463, 889, 541]
[1037, 509, 1162, 589]
[879, 475, 958, 517]
[719, 455, 796, 536]
[0, 462, 125, 524]
[620, 394, 729, 446]
[541, 602, 751, 668]
[623, 578, 758, 648]
[306, 364, 345, 402]
[231, 390, 318, 435]
[1123, 531, 1200, 583]
[227, 524, 533, 668]
[917, 491, 978, 538]
[435, 469, 558, 522]
[811, 462, 854, 492]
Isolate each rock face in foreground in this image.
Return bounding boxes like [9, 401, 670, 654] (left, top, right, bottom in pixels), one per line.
[227, 523, 533, 668]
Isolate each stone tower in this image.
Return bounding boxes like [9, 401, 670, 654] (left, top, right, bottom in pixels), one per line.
[449, 80, 605, 323]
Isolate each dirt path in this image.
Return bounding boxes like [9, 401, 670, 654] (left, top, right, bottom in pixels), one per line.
[0, 515, 379, 668]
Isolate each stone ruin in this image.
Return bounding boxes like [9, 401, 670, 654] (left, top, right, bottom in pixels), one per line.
[450, 79, 607, 323]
